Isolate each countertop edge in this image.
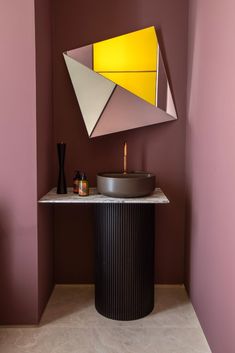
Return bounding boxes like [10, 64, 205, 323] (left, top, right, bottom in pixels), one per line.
[38, 187, 170, 204]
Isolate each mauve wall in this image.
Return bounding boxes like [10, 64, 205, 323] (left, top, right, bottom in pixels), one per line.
[0, 0, 38, 323]
[186, 0, 235, 351]
[35, 0, 54, 319]
[52, 0, 188, 283]
[0, 0, 54, 324]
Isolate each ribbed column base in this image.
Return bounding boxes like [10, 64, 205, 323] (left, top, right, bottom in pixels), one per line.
[94, 204, 155, 320]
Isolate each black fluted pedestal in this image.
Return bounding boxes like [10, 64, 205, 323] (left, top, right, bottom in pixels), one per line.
[94, 204, 155, 321]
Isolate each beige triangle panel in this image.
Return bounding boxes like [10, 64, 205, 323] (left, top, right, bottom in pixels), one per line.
[91, 85, 175, 138]
[63, 54, 116, 136]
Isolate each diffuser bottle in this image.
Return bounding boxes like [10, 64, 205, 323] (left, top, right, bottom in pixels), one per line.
[78, 173, 89, 196]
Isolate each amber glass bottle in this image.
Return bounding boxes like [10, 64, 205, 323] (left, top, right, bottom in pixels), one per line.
[78, 173, 89, 196]
[73, 170, 81, 194]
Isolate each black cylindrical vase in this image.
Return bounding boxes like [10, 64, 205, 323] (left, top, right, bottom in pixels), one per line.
[57, 142, 67, 194]
[94, 203, 155, 320]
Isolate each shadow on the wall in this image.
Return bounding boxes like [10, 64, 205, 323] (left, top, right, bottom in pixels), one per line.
[0, 205, 16, 323]
[54, 204, 95, 284]
[184, 190, 192, 294]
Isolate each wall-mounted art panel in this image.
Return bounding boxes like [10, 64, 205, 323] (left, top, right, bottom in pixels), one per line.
[64, 26, 177, 137]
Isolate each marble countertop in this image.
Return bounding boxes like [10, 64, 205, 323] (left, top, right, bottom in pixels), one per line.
[39, 187, 169, 204]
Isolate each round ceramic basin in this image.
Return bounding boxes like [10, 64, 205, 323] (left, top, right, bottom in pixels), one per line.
[97, 172, 155, 198]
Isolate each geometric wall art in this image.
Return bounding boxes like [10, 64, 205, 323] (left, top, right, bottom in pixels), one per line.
[63, 26, 177, 138]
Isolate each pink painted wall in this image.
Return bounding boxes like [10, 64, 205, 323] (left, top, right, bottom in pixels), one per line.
[0, 0, 54, 324]
[186, 0, 235, 351]
[0, 0, 38, 324]
[52, 0, 188, 284]
[35, 0, 54, 319]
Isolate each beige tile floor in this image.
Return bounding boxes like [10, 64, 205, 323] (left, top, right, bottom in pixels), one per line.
[0, 285, 211, 353]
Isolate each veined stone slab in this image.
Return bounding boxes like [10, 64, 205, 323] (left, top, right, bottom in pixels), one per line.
[39, 187, 169, 204]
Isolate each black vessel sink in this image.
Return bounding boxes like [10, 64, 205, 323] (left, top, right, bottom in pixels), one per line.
[97, 172, 155, 198]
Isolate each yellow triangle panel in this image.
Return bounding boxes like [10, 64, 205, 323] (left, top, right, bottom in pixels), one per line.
[93, 27, 158, 72]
